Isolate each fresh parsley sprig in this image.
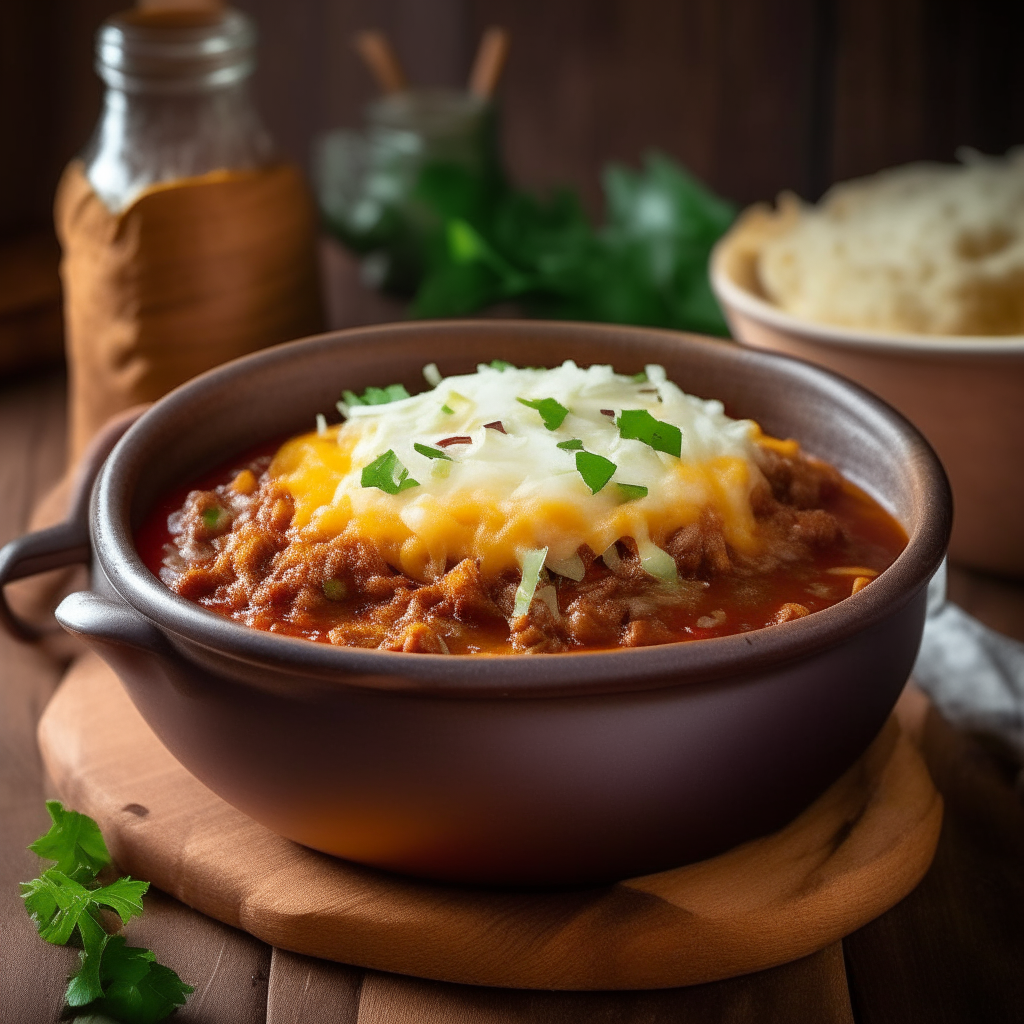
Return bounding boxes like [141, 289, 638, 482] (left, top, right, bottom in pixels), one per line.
[21, 801, 192, 1023]
[361, 450, 420, 493]
[517, 397, 570, 431]
[616, 408, 682, 457]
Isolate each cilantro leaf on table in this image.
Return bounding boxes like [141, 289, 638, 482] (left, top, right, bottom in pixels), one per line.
[20, 801, 191, 1023]
[361, 450, 420, 494]
[616, 408, 682, 458]
[29, 799, 110, 884]
[21, 869, 148, 945]
[517, 397, 570, 431]
[85, 936, 194, 1024]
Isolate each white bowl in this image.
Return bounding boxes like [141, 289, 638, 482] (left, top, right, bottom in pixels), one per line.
[711, 215, 1024, 578]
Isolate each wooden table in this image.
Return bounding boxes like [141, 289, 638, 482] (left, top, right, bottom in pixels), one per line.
[1, 367, 1023, 1024]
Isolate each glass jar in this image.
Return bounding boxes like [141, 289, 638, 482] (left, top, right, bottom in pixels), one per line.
[83, 7, 273, 211]
[57, 6, 322, 464]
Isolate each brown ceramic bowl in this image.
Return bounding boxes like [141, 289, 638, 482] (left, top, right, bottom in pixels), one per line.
[711, 216, 1024, 578]
[0, 321, 951, 886]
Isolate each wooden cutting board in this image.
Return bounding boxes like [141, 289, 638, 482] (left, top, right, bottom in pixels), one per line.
[37, 653, 943, 990]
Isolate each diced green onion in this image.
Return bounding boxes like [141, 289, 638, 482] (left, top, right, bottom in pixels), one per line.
[413, 442, 453, 461]
[631, 370, 648, 383]
[517, 397, 570, 430]
[575, 451, 616, 494]
[556, 438, 584, 450]
[617, 409, 682, 458]
[200, 506, 228, 530]
[322, 579, 348, 601]
[489, 359, 514, 371]
[423, 363, 442, 387]
[546, 552, 586, 581]
[616, 483, 648, 502]
[361, 450, 420, 494]
[637, 539, 678, 582]
[315, 413, 327, 437]
[513, 547, 548, 618]
[431, 460, 452, 479]
[441, 403, 455, 415]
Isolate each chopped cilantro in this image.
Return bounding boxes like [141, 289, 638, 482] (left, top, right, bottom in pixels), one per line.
[441, 403, 455, 415]
[413, 442, 453, 461]
[361, 450, 420, 494]
[517, 397, 570, 431]
[489, 359, 515, 371]
[342, 383, 411, 407]
[200, 506, 228, 531]
[20, 801, 192, 1022]
[556, 438, 584, 451]
[616, 483, 649, 502]
[616, 408, 682, 457]
[631, 371, 648, 382]
[575, 451, 617, 494]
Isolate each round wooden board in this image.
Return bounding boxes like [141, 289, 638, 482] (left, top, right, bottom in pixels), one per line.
[38, 653, 943, 990]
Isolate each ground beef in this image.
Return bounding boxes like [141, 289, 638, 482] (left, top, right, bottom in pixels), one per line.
[160, 443, 889, 654]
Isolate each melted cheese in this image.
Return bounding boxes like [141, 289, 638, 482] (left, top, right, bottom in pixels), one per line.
[270, 361, 767, 580]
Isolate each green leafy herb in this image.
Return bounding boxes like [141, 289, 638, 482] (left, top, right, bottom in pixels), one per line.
[361, 450, 420, 494]
[489, 359, 515, 371]
[517, 397, 570, 431]
[21, 801, 192, 1023]
[441, 403, 455, 415]
[631, 371, 648, 382]
[513, 547, 549, 618]
[616, 408, 682, 458]
[413, 442, 453, 461]
[575, 451, 617, 494]
[29, 801, 110, 884]
[616, 483, 649, 501]
[200, 506, 229, 531]
[322, 579, 348, 601]
[556, 438, 584, 451]
[81, 937, 192, 1024]
[342, 383, 411, 407]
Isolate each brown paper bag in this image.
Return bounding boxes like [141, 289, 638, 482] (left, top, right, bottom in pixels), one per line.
[56, 160, 323, 463]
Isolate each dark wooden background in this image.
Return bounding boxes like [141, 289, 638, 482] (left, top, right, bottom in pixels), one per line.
[5, 0, 1024, 238]
[2, 0, 1023, 366]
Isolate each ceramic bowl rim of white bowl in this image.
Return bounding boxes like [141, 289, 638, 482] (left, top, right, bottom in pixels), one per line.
[710, 241, 1024, 358]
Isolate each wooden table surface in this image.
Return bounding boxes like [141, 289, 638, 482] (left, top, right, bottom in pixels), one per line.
[1, 366, 1023, 1024]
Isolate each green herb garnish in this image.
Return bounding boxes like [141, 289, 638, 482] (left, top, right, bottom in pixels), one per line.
[616, 483, 649, 501]
[413, 442, 453, 461]
[441, 403, 455, 415]
[489, 359, 515, 371]
[361, 450, 420, 494]
[21, 801, 192, 1022]
[322, 579, 348, 601]
[556, 438, 584, 451]
[616, 408, 682, 457]
[575, 451, 616, 494]
[631, 371, 648, 383]
[342, 383, 411, 407]
[200, 506, 228, 531]
[517, 397, 570, 431]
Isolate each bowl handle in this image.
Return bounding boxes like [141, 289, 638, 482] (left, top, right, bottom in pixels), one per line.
[54, 590, 171, 659]
[0, 405, 149, 641]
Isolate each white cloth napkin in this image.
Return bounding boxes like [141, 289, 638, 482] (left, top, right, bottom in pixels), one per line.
[914, 559, 1024, 766]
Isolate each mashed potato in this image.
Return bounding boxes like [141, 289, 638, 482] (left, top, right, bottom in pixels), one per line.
[757, 150, 1024, 335]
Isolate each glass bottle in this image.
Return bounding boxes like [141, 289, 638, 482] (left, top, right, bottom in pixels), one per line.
[58, 7, 322, 463]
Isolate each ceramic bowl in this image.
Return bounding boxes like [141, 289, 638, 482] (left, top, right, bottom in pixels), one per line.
[711, 217, 1024, 578]
[0, 321, 951, 885]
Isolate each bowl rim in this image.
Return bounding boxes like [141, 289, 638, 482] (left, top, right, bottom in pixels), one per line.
[92, 319, 952, 699]
[710, 241, 1024, 357]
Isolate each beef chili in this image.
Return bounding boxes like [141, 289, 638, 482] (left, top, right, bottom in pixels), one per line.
[136, 361, 906, 655]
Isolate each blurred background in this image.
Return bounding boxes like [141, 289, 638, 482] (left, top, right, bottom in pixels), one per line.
[4, 0, 1024, 369]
